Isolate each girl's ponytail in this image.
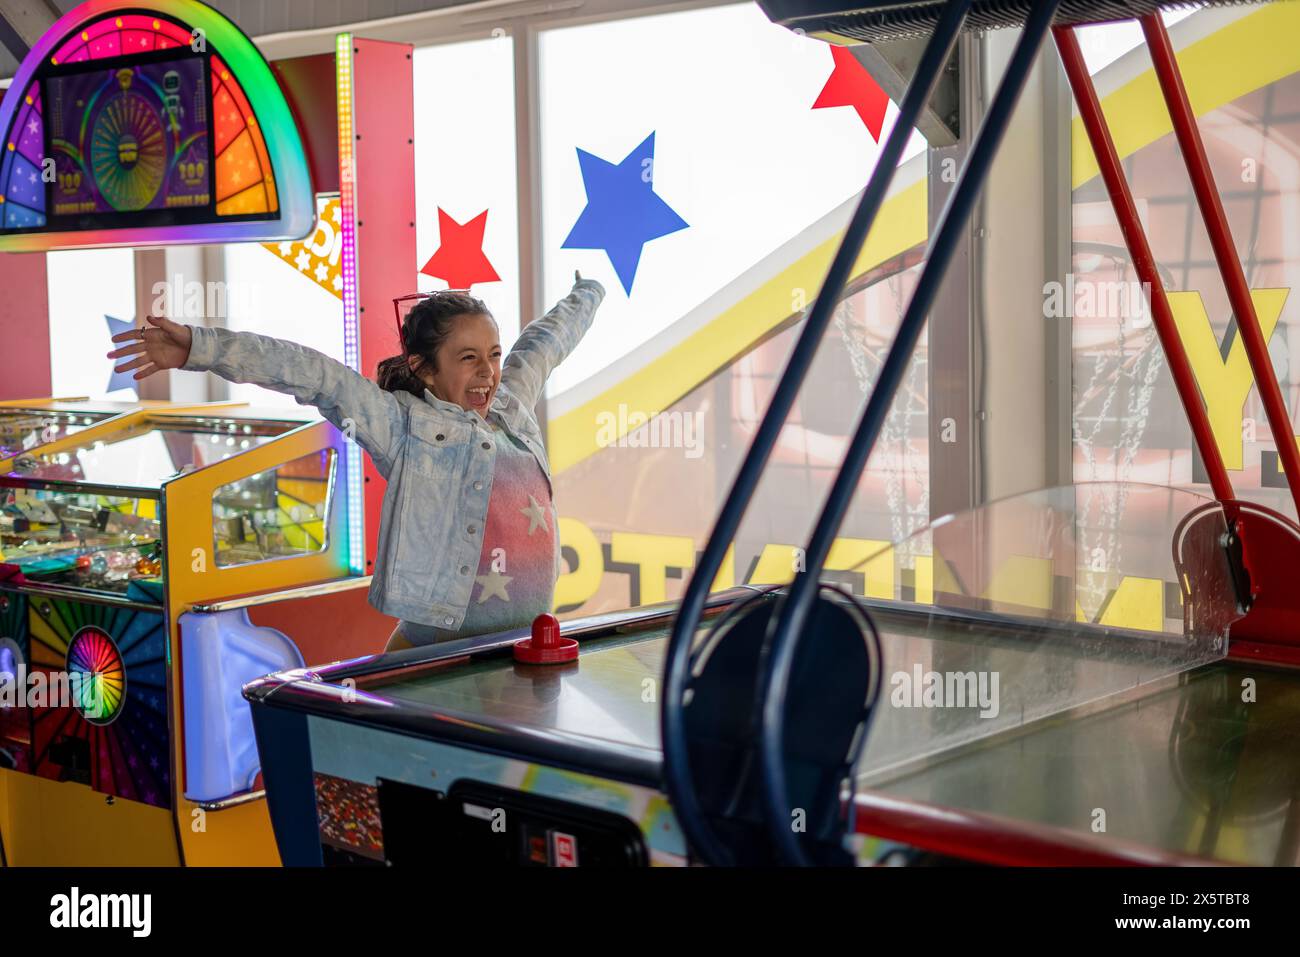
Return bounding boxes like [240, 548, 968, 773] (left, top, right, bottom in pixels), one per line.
[376, 354, 426, 396]
[379, 290, 492, 397]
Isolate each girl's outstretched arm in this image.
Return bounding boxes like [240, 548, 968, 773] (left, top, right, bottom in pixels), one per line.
[109, 315, 404, 477]
[502, 271, 606, 409]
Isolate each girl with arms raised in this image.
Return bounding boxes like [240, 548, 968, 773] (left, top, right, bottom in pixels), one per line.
[109, 272, 605, 650]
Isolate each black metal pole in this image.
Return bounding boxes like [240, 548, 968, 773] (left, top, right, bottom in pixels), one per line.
[660, 0, 974, 865]
[759, 0, 1065, 865]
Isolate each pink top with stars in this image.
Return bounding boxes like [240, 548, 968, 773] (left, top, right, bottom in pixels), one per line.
[400, 425, 557, 644]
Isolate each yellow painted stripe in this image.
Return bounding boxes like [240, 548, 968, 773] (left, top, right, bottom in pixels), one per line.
[0, 396, 90, 406]
[548, 178, 928, 474]
[1072, 3, 1300, 189]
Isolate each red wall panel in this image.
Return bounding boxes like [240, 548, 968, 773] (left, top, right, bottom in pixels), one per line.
[352, 39, 416, 573]
[0, 252, 51, 400]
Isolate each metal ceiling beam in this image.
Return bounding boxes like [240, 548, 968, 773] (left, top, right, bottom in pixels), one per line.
[849, 36, 961, 147]
[0, 0, 59, 61]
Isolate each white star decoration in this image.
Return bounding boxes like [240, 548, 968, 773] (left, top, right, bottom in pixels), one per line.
[520, 495, 549, 535]
[294, 249, 310, 271]
[476, 568, 513, 603]
[314, 262, 329, 282]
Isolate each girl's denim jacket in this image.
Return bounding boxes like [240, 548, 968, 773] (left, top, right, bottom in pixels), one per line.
[182, 278, 606, 629]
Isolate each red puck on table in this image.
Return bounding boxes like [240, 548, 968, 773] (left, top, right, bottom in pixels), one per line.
[514, 613, 578, 664]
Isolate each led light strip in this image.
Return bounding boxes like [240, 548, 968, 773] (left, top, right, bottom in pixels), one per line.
[336, 32, 364, 576]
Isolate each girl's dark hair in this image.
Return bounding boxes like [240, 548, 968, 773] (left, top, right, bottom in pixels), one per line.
[377, 291, 493, 396]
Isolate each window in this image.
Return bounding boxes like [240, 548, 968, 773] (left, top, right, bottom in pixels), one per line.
[1070, 6, 1300, 520]
[47, 249, 137, 399]
[412, 37, 520, 348]
[1073, 7, 1198, 76]
[537, 3, 930, 614]
[538, 2, 924, 395]
[212, 448, 334, 567]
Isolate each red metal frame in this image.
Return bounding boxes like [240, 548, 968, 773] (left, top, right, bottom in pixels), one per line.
[853, 792, 1210, 866]
[1140, 13, 1300, 518]
[1219, 500, 1300, 659]
[352, 39, 417, 574]
[1054, 26, 1235, 503]
[0, 253, 51, 400]
[1055, 22, 1300, 667]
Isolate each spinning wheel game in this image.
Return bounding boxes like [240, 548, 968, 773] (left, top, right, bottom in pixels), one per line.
[49, 55, 205, 218]
[26, 596, 169, 808]
[0, 0, 312, 248]
[88, 82, 169, 211]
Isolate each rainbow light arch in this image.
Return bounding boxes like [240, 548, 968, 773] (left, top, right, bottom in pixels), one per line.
[0, 0, 313, 250]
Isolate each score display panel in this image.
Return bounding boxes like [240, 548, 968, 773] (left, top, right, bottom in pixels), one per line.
[36, 47, 265, 232]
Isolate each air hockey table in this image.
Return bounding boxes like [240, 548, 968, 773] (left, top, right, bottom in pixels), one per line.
[246, 589, 749, 867]
[245, 484, 1300, 867]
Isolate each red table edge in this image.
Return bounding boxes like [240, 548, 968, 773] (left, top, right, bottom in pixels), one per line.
[852, 791, 1217, 867]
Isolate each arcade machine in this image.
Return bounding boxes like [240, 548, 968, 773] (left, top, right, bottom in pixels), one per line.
[1, 401, 122, 459]
[1, 397, 257, 459]
[246, 0, 1300, 868]
[0, 0, 415, 865]
[244, 482, 1253, 867]
[0, 404, 346, 860]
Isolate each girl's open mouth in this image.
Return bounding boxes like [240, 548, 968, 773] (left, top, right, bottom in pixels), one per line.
[467, 386, 492, 409]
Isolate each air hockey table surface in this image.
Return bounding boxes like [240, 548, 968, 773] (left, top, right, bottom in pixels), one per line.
[246, 586, 1300, 867]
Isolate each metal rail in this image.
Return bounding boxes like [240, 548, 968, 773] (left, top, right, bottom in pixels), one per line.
[188, 575, 373, 613]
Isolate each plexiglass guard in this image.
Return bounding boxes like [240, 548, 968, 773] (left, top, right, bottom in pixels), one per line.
[846, 482, 1242, 784]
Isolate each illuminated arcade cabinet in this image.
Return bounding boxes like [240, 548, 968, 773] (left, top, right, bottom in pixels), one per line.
[1, 400, 129, 458]
[0, 0, 414, 865]
[0, 398, 256, 458]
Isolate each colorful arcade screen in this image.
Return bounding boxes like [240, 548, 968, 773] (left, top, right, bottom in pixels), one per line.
[0, 5, 313, 248]
[44, 54, 214, 222]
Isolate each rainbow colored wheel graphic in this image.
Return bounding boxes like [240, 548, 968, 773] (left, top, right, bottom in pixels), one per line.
[90, 91, 166, 211]
[65, 626, 126, 726]
[28, 599, 168, 806]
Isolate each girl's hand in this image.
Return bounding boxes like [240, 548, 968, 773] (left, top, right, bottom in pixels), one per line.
[575, 269, 583, 284]
[107, 313, 194, 380]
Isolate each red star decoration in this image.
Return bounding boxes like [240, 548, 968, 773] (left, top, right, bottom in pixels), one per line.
[811, 45, 890, 142]
[420, 208, 501, 289]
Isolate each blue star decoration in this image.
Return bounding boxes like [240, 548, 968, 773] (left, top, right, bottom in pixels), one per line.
[561, 132, 688, 295]
[105, 315, 139, 394]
